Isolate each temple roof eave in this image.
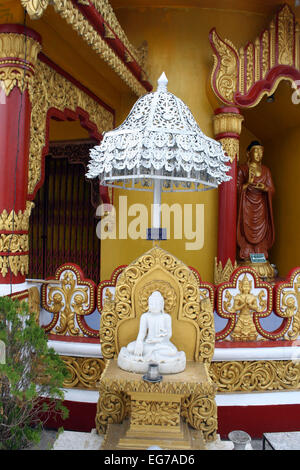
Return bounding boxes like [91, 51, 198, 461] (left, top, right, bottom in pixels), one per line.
[20, 0, 152, 97]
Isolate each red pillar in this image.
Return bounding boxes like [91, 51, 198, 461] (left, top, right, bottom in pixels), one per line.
[0, 25, 41, 288]
[217, 156, 237, 267]
[213, 107, 244, 282]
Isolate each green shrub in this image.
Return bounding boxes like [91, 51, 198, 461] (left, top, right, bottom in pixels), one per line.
[0, 296, 69, 449]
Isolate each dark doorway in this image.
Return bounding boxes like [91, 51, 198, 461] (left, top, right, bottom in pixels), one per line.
[28, 141, 100, 283]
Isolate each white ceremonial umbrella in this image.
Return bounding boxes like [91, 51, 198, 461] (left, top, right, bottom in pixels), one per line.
[86, 73, 231, 240]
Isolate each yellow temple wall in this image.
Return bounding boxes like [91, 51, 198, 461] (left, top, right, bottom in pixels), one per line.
[263, 127, 300, 278]
[100, 6, 272, 283]
[36, 4, 292, 284]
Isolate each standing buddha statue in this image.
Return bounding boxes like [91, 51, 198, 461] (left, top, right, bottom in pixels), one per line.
[237, 141, 275, 278]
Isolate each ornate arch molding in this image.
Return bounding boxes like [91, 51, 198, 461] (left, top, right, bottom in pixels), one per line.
[27, 54, 114, 200]
[209, 4, 300, 108]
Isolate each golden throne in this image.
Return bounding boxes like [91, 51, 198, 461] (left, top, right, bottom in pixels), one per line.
[96, 246, 217, 450]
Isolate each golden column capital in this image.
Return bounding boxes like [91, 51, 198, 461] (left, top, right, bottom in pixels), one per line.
[0, 26, 42, 96]
[213, 107, 244, 162]
[212, 111, 244, 136]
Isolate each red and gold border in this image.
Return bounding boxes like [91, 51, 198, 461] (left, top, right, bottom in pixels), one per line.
[21, 0, 152, 96]
[216, 267, 273, 341]
[275, 267, 300, 340]
[41, 263, 98, 337]
[97, 265, 126, 312]
[209, 4, 300, 108]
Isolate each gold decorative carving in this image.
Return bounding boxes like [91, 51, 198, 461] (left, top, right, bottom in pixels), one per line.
[254, 38, 260, 82]
[0, 234, 28, 253]
[20, 0, 49, 19]
[138, 280, 177, 316]
[181, 392, 217, 442]
[213, 112, 244, 136]
[100, 375, 215, 398]
[0, 66, 32, 97]
[210, 360, 300, 393]
[295, 24, 300, 70]
[276, 270, 300, 340]
[28, 60, 114, 196]
[130, 400, 180, 427]
[90, 0, 141, 65]
[100, 288, 116, 359]
[214, 257, 238, 285]
[20, 0, 146, 76]
[278, 5, 294, 66]
[28, 286, 40, 325]
[224, 274, 267, 342]
[210, 29, 238, 103]
[0, 32, 41, 65]
[97, 250, 216, 446]
[100, 247, 215, 364]
[97, 360, 217, 442]
[0, 33, 41, 96]
[96, 374, 130, 434]
[239, 260, 275, 281]
[217, 268, 273, 342]
[61, 356, 106, 389]
[103, 23, 115, 40]
[0, 254, 28, 277]
[47, 279, 81, 336]
[270, 20, 276, 69]
[59, 356, 300, 396]
[42, 264, 95, 336]
[213, 112, 244, 162]
[219, 138, 240, 162]
[261, 30, 270, 79]
[0, 202, 33, 277]
[52, 0, 147, 97]
[246, 43, 254, 92]
[210, 4, 299, 107]
[238, 46, 245, 95]
[0, 201, 34, 231]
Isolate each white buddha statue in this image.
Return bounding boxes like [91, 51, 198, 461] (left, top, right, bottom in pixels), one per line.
[117, 291, 186, 374]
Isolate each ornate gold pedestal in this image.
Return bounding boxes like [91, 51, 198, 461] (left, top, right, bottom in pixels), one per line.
[102, 419, 206, 450]
[239, 260, 275, 281]
[96, 360, 217, 450]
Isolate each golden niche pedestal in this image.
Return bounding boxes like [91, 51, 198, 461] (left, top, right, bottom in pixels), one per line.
[96, 247, 218, 450]
[96, 360, 216, 450]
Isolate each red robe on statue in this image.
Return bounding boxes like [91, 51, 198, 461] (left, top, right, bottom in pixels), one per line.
[237, 163, 275, 260]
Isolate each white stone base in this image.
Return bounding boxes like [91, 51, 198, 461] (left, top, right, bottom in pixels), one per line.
[52, 431, 254, 451]
[53, 429, 103, 450]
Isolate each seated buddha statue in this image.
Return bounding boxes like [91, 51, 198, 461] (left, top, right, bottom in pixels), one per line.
[117, 291, 186, 374]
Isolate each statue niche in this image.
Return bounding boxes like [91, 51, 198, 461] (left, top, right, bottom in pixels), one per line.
[237, 141, 275, 261]
[97, 247, 217, 449]
[117, 290, 186, 374]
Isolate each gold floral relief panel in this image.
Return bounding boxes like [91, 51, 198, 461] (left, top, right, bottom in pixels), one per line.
[210, 360, 300, 393]
[61, 356, 106, 389]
